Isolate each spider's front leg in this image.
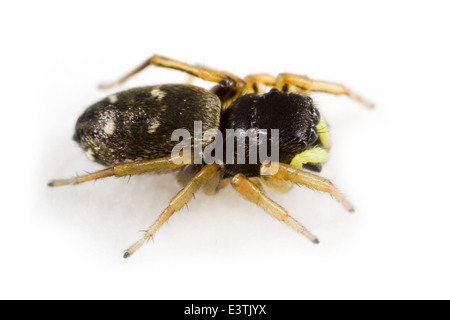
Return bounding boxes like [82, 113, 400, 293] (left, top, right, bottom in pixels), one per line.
[275, 73, 373, 108]
[230, 173, 319, 244]
[244, 72, 373, 108]
[260, 162, 354, 212]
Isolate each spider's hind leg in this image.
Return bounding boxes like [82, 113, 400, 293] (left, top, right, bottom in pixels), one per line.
[48, 153, 191, 187]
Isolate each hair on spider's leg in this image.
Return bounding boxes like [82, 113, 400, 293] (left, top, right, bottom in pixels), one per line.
[47, 153, 191, 187]
[261, 162, 354, 212]
[99, 55, 244, 92]
[47, 168, 115, 187]
[275, 73, 374, 108]
[230, 173, 319, 244]
[98, 55, 245, 110]
[123, 164, 222, 259]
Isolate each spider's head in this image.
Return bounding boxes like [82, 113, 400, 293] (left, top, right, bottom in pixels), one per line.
[222, 88, 330, 174]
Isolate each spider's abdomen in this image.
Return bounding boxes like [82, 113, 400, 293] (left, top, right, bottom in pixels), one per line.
[74, 84, 221, 166]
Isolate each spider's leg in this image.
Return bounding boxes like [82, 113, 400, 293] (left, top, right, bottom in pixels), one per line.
[123, 164, 221, 258]
[99, 55, 244, 109]
[48, 153, 191, 187]
[183, 64, 206, 85]
[99, 55, 244, 91]
[275, 73, 373, 108]
[261, 147, 330, 194]
[230, 173, 319, 244]
[261, 162, 354, 212]
[185, 74, 196, 85]
[244, 73, 309, 95]
[244, 74, 276, 93]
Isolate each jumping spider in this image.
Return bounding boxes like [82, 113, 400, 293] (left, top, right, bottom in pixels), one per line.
[49, 55, 372, 258]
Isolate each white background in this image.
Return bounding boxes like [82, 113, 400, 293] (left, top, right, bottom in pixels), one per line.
[1, 0, 449, 300]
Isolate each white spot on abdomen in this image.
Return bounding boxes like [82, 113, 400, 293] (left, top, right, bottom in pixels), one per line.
[147, 118, 160, 134]
[104, 119, 116, 135]
[108, 94, 118, 104]
[151, 88, 166, 100]
[85, 148, 96, 161]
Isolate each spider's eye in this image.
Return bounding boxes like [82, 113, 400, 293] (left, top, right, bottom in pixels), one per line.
[312, 108, 320, 125]
[309, 126, 319, 144]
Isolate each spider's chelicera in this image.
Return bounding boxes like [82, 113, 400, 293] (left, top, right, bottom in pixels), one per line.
[49, 55, 372, 258]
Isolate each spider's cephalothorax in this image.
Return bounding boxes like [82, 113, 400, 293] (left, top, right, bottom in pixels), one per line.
[221, 88, 323, 178]
[49, 55, 372, 258]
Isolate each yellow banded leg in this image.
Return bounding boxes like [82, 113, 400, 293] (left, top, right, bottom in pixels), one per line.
[48, 153, 191, 187]
[261, 162, 354, 212]
[231, 173, 319, 244]
[185, 64, 209, 85]
[290, 147, 329, 170]
[275, 73, 373, 108]
[124, 164, 221, 258]
[99, 55, 245, 97]
[261, 147, 329, 193]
